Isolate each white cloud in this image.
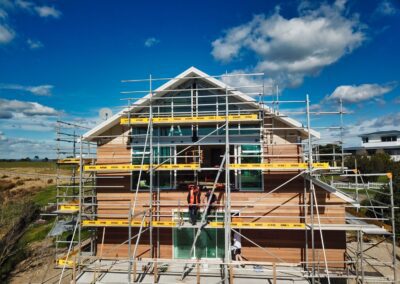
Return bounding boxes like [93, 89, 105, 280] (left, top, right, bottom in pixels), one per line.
[340, 112, 400, 146]
[34, 5, 61, 18]
[144, 37, 160, 47]
[0, 98, 59, 118]
[211, 1, 365, 88]
[0, 8, 8, 19]
[0, 135, 55, 159]
[0, 23, 14, 44]
[375, 0, 398, 16]
[220, 69, 275, 96]
[0, 1, 61, 46]
[15, 0, 33, 10]
[327, 83, 396, 102]
[27, 38, 43, 49]
[0, 83, 54, 96]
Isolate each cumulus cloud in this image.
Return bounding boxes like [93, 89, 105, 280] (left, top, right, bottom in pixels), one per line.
[27, 38, 43, 49]
[34, 6, 61, 18]
[0, 1, 61, 45]
[144, 37, 160, 47]
[15, 0, 61, 18]
[220, 69, 275, 96]
[0, 8, 14, 44]
[0, 83, 54, 96]
[0, 135, 55, 159]
[0, 98, 59, 118]
[327, 82, 396, 102]
[0, 23, 14, 44]
[342, 112, 400, 145]
[375, 0, 398, 16]
[211, 1, 365, 88]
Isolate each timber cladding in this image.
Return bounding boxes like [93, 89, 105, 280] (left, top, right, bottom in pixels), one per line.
[96, 228, 345, 268]
[94, 173, 347, 267]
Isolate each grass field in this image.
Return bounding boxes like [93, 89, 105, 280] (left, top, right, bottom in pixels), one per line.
[0, 161, 56, 169]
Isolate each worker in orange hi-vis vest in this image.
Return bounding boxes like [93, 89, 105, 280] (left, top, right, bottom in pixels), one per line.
[187, 184, 201, 225]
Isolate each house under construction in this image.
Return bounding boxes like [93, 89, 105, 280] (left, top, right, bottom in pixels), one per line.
[53, 67, 397, 283]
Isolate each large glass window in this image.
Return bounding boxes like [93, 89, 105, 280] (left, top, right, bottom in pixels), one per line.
[173, 212, 224, 259]
[131, 146, 173, 190]
[240, 145, 262, 191]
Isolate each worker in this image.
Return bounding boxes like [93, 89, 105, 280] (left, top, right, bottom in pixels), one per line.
[231, 232, 244, 266]
[187, 184, 201, 225]
[202, 187, 217, 221]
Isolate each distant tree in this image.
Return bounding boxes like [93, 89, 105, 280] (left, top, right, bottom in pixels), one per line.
[351, 153, 400, 239]
[345, 153, 392, 180]
[34, 155, 39, 160]
[318, 144, 342, 164]
[43, 157, 49, 162]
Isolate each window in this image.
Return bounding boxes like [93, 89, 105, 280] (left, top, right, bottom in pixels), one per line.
[381, 136, 397, 142]
[240, 145, 262, 191]
[362, 137, 369, 143]
[173, 211, 225, 259]
[131, 146, 173, 190]
[158, 126, 191, 137]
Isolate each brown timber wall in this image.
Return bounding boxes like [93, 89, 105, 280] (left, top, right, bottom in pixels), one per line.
[95, 174, 346, 267]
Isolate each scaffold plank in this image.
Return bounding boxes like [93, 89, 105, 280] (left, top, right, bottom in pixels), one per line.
[230, 162, 330, 170]
[57, 258, 75, 267]
[57, 158, 94, 164]
[81, 219, 305, 229]
[82, 219, 147, 227]
[83, 163, 200, 172]
[57, 204, 79, 213]
[120, 114, 258, 125]
[83, 162, 330, 172]
[57, 158, 81, 164]
[210, 222, 306, 229]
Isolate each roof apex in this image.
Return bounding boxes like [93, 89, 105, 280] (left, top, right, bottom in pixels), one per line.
[82, 67, 320, 140]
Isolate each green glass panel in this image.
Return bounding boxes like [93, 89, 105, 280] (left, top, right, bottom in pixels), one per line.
[173, 228, 194, 259]
[240, 145, 262, 191]
[173, 212, 225, 259]
[216, 229, 225, 258]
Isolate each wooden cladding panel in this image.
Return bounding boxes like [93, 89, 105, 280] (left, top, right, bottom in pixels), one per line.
[97, 228, 345, 268]
[95, 174, 346, 224]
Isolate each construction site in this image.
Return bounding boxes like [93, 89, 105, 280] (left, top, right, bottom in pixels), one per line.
[51, 66, 397, 284]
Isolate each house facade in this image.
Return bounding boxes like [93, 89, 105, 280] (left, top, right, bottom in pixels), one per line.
[81, 67, 353, 270]
[345, 130, 400, 161]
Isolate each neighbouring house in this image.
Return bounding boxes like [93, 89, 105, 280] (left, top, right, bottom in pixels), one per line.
[345, 130, 400, 162]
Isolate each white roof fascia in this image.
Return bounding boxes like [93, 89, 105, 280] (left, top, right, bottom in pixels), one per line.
[82, 66, 320, 140]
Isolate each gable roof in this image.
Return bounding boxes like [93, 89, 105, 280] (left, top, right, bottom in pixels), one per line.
[82, 66, 320, 141]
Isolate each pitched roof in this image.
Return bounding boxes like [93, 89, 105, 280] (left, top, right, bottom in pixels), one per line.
[82, 66, 320, 141]
[359, 130, 400, 137]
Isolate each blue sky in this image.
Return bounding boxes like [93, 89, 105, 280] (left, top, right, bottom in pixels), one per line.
[0, 0, 399, 158]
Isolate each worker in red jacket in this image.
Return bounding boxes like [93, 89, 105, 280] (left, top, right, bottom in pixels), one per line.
[187, 184, 201, 225]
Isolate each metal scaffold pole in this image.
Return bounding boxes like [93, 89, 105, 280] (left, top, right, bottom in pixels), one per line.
[149, 74, 154, 259]
[224, 76, 231, 283]
[389, 174, 397, 284]
[306, 94, 316, 284]
[78, 135, 83, 273]
[339, 98, 345, 170]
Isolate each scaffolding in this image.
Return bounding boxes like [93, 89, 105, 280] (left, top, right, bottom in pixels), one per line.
[51, 69, 397, 284]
